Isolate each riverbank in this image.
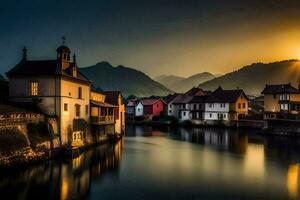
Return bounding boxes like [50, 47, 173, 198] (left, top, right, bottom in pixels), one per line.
[126, 119, 264, 129]
[0, 134, 123, 169]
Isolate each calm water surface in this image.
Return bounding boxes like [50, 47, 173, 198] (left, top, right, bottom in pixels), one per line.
[1, 126, 300, 200]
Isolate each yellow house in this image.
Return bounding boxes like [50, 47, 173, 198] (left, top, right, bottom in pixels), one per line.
[90, 90, 116, 142]
[227, 89, 249, 120]
[261, 83, 300, 119]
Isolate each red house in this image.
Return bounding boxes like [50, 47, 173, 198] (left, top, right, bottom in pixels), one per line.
[139, 98, 166, 118]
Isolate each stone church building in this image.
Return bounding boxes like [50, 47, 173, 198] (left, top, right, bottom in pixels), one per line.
[7, 45, 92, 147]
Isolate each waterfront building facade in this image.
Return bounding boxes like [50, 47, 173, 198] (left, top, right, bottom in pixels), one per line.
[261, 83, 300, 119]
[104, 91, 125, 134]
[204, 87, 249, 122]
[7, 45, 92, 147]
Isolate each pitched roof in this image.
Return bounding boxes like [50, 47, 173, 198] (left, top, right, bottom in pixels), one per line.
[90, 100, 117, 108]
[139, 98, 165, 106]
[206, 87, 247, 103]
[261, 84, 300, 94]
[172, 95, 194, 104]
[104, 91, 121, 105]
[126, 100, 138, 107]
[190, 95, 208, 103]
[6, 60, 58, 76]
[184, 87, 211, 96]
[165, 93, 182, 104]
[6, 59, 91, 83]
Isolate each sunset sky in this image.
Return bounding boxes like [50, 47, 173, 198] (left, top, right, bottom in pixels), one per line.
[1, 0, 300, 77]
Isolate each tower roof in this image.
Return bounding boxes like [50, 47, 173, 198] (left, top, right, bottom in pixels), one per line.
[56, 45, 70, 53]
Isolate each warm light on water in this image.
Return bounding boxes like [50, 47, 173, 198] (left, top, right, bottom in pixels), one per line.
[1, 126, 300, 200]
[287, 164, 299, 199]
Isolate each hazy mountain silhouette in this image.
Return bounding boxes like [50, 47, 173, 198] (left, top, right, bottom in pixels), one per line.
[80, 61, 173, 97]
[155, 72, 215, 92]
[199, 60, 300, 95]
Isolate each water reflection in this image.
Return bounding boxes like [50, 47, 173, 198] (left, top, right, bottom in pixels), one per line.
[125, 125, 300, 199]
[2, 126, 300, 199]
[0, 139, 123, 200]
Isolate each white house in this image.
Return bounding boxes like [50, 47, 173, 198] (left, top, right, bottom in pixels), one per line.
[203, 87, 231, 121]
[204, 102, 229, 121]
[166, 94, 183, 118]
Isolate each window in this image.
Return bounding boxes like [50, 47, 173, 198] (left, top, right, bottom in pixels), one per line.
[238, 103, 241, 109]
[75, 104, 81, 117]
[64, 103, 68, 111]
[280, 103, 289, 111]
[194, 104, 196, 110]
[30, 81, 39, 96]
[209, 113, 212, 118]
[169, 104, 172, 109]
[157, 104, 159, 108]
[78, 87, 82, 99]
[85, 105, 89, 115]
[242, 103, 246, 109]
[209, 103, 213, 108]
[183, 112, 186, 116]
[169, 110, 171, 113]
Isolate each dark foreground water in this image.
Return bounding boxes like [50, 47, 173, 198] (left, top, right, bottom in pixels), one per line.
[1, 126, 300, 200]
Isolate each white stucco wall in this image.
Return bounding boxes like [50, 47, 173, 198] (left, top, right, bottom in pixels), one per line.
[135, 103, 144, 116]
[204, 103, 229, 121]
[180, 110, 191, 121]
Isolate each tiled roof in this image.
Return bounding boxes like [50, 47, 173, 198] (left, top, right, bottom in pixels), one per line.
[127, 100, 138, 107]
[172, 95, 193, 104]
[206, 87, 247, 103]
[7, 60, 58, 76]
[184, 87, 211, 96]
[6, 60, 91, 83]
[104, 91, 121, 105]
[164, 93, 182, 104]
[90, 100, 117, 108]
[139, 98, 165, 106]
[261, 84, 300, 94]
[190, 95, 208, 103]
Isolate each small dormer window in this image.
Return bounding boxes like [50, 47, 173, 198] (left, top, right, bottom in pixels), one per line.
[63, 53, 67, 60]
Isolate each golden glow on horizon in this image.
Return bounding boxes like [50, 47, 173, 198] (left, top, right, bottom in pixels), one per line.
[287, 164, 299, 200]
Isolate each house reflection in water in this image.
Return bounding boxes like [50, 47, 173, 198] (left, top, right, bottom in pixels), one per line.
[177, 128, 248, 154]
[0, 139, 123, 200]
[287, 164, 299, 200]
[60, 139, 123, 199]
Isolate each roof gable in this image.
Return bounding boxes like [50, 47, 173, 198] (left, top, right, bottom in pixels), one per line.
[261, 84, 300, 94]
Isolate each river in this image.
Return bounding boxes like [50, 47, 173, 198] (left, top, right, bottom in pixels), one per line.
[1, 125, 300, 200]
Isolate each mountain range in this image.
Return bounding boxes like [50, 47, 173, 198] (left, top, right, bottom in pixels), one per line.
[199, 60, 300, 95]
[2, 59, 300, 98]
[155, 72, 215, 92]
[80, 62, 172, 97]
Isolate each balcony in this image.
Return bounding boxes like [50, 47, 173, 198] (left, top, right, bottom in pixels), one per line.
[91, 116, 114, 125]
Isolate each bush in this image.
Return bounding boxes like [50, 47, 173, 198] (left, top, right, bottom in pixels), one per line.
[0, 129, 28, 153]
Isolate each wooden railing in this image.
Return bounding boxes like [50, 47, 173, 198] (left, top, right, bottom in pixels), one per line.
[91, 116, 114, 125]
